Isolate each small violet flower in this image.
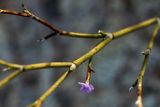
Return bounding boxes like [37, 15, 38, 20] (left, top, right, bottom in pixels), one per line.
[78, 82, 94, 93]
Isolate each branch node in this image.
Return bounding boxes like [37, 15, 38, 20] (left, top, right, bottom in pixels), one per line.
[19, 66, 24, 72]
[23, 9, 33, 17]
[22, 4, 35, 18]
[69, 63, 76, 71]
[141, 48, 151, 55]
[98, 30, 113, 39]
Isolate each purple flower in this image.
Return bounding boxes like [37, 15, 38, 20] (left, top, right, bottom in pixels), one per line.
[78, 82, 94, 93]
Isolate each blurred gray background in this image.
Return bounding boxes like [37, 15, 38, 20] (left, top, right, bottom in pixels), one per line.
[0, 0, 160, 107]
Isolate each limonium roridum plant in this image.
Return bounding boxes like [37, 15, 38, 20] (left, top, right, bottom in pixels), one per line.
[0, 3, 160, 107]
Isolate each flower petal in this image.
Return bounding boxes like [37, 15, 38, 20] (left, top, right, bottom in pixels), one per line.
[78, 82, 94, 93]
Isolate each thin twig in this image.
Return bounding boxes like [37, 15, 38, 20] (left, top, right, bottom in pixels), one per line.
[135, 24, 160, 107]
[0, 7, 104, 39]
[0, 60, 72, 70]
[1, 7, 157, 40]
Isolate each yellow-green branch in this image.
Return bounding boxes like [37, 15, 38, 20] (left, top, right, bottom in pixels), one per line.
[0, 60, 72, 70]
[0, 70, 21, 88]
[113, 18, 157, 39]
[0, 61, 72, 88]
[28, 70, 71, 107]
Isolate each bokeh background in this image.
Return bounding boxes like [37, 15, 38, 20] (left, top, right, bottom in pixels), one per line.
[0, 0, 160, 107]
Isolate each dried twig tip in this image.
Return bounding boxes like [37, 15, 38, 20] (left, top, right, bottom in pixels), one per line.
[37, 32, 58, 42]
[129, 79, 138, 92]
